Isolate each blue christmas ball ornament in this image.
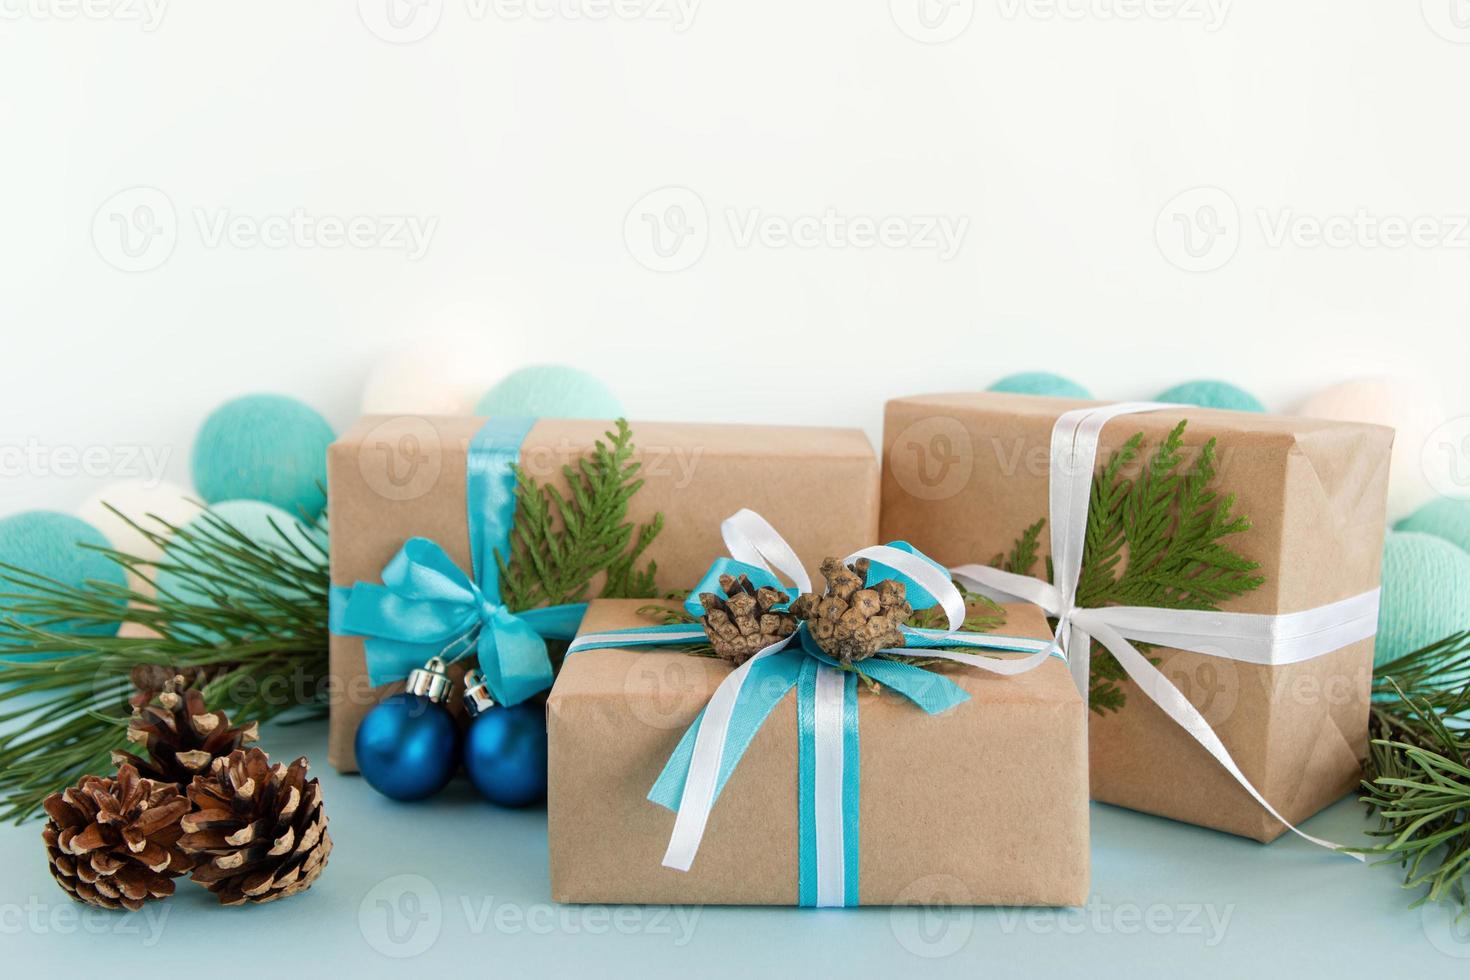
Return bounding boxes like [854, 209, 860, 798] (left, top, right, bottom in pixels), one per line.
[1155, 380, 1266, 413]
[0, 511, 127, 637]
[1396, 497, 1470, 554]
[474, 365, 622, 420]
[987, 371, 1092, 400]
[1375, 531, 1470, 670]
[193, 394, 335, 519]
[461, 670, 548, 807]
[356, 658, 460, 801]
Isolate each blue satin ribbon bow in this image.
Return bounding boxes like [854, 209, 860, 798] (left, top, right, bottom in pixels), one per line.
[330, 416, 586, 706]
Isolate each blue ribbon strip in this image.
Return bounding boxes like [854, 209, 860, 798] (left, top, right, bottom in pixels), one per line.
[572, 545, 1036, 908]
[329, 416, 587, 707]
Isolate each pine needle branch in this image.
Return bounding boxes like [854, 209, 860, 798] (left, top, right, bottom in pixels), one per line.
[0, 504, 330, 823]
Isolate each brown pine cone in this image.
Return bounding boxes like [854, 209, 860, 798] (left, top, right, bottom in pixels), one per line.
[180, 748, 331, 906]
[42, 765, 194, 911]
[698, 573, 798, 665]
[790, 557, 912, 664]
[113, 674, 259, 789]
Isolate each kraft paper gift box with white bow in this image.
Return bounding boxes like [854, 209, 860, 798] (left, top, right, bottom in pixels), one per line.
[326, 415, 880, 773]
[546, 511, 1089, 907]
[880, 393, 1394, 843]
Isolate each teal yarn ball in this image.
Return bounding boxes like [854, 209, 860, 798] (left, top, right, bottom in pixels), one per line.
[987, 372, 1093, 400]
[1397, 498, 1470, 555]
[155, 500, 325, 617]
[1375, 531, 1470, 670]
[1155, 380, 1266, 413]
[474, 365, 623, 420]
[193, 395, 334, 520]
[0, 511, 126, 637]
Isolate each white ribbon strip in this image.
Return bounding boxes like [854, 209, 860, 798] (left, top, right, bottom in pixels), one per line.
[812, 663, 847, 907]
[566, 627, 708, 653]
[949, 402, 1376, 858]
[657, 518, 1046, 875]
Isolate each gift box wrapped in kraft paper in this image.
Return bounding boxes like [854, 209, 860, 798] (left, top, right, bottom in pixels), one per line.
[880, 393, 1394, 843]
[548, 599, 1089, 907]
[326, 416, 880, 773]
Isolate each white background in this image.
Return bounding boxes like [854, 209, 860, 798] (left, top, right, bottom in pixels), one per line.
[3, 0, 1468, 513]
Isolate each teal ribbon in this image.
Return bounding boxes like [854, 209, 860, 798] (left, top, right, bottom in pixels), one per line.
[573, 543, 1000, 908]
[330, 416, 586, 706]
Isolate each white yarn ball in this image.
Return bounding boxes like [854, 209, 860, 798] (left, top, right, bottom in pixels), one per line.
[1297, 377, 1447, 521]
[361, 335, 513, 416]
[77, 480, 201, 591]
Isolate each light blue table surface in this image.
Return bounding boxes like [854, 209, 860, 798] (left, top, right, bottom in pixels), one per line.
[4, 716, 1465, 977]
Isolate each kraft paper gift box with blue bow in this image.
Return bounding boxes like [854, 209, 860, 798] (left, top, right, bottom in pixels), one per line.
[545, 512, 1089, 907]
[327, 414, 880, 773]
[880, 393, 1394, 844]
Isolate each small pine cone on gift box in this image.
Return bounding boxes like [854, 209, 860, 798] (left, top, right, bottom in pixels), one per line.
[179, 748, 332, 906]
[789, 557, 912, 664]
[42, 765, 195, 911]
[698, 573, 798, 665]
[113, 674, 260, 791]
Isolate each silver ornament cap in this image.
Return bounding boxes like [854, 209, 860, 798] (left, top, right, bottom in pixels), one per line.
[405, 656, 454, 704]
[462, 668, 496, 717]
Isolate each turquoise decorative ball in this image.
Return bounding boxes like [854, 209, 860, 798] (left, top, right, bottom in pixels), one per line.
[1375, 531, 1470, 669]
[474, 365, 623, 420]
[0, 511, 126, 636]
[155, 500, 325, 615]
[192, 395, 334, 520]
[1396, 498, 1470, 555]
[987, 371, 1093, 400]
[1155, 380, 1266, 413]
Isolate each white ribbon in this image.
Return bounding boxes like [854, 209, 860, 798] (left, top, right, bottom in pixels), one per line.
[658, 509, 1059, 890]
[949, 403, 1378, 857]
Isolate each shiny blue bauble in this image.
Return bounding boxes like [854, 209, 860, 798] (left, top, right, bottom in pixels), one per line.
[355, 693, 460, 801]
[463, 703, 548, 807]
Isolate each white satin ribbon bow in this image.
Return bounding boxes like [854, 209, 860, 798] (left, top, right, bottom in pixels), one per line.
[949, 401, 1379, 856]
[661, 509, 1060, 904]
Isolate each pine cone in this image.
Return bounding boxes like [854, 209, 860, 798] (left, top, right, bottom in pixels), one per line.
[113, 674, 259, 789]
[698, 574, 798, 665]
[42, 765, 194, 911]
[789, 557, 912, 664]
[180, 748, 331, 906]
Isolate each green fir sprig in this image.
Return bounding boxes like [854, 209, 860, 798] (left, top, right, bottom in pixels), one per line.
[0, 506, 331, 823]
[996, 421, 1265, 712]
[497, 419, 662, 610]
[1358, 632, 1470, 912]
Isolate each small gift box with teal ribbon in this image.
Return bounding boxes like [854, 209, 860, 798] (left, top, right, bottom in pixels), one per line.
[326, 414, 882, 773]
[546, 511, 1090, 907]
